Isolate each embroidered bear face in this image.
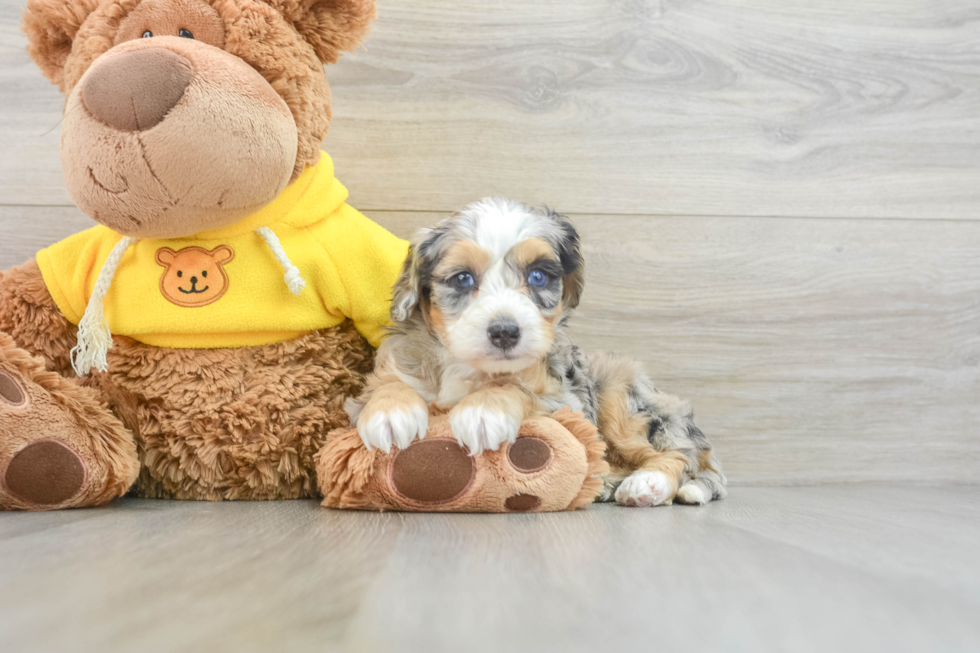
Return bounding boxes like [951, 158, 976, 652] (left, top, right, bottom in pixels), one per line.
[155, 245, 234, 307]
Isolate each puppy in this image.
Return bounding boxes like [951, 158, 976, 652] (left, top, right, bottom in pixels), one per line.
[347, 198, 727, 506]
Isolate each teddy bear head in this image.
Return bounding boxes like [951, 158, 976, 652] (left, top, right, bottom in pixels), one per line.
[22, 0, 376, 239]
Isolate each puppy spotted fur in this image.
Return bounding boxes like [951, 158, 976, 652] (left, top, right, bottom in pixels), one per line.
[347, 198, 727, 506]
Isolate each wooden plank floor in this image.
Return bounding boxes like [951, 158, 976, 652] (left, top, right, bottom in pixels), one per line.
[1, 486, 978, 653]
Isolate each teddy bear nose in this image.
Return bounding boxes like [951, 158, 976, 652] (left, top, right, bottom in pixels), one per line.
[80, 48, 193, 132]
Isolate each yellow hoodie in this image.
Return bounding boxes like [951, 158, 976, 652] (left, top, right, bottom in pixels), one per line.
[37, 153, 408, 350]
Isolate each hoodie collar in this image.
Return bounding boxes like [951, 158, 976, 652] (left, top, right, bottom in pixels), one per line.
[192, 151, 348, 240]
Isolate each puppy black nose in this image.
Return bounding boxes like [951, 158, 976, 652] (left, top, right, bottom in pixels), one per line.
[81, 48, 193, 131]
[487, 320, 521, 351]
[190, 276, 198, 284]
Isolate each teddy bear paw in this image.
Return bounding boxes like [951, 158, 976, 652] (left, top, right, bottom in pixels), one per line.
[1, 368, 87, 509]
[319, 410, 607, 513]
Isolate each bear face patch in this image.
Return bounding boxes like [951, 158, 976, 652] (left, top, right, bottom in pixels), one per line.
[155, 245, 234, 307]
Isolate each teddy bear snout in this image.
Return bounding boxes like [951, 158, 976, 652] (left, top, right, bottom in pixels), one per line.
[80, 48, 193, 132]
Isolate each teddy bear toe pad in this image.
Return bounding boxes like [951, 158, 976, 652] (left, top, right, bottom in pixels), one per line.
[507, 436, 553, 473]
[0, 368, 88, 508]
[391, 439, 475, 503]
[4, 440, 86, 506]
[0, 370, 27, 407]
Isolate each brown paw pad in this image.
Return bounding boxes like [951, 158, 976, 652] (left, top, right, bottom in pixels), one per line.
[505, 493, 541, 511]
[0, 370, 27, 407]
[507, 437, 553, 473]
[391, 439, 475, 504]
[3, 440, 87, 506]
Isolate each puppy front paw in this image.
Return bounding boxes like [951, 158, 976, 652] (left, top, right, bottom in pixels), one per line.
[357, 401, 429, 453]
[615, 471, 674, 507]
[449, 405, 521, 456]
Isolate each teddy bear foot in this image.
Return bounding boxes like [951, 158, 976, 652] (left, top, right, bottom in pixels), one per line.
[1, 368, 85, 508]
[0, 338, 139, 511]
[318, 408, 609, 513]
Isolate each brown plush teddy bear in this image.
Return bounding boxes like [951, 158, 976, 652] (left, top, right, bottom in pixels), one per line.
[1, 0, 606, 513]
[0, 0, 407, 509]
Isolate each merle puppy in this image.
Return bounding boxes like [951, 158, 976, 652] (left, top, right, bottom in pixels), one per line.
[347, 198, 727, 506]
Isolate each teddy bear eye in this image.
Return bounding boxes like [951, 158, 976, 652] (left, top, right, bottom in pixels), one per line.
[179, 29, 194, 39]
[202, 270, 208, 278]
[177, 270, 183, 277]
[142, 30, 153, 38]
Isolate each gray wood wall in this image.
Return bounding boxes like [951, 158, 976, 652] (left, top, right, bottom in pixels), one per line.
[1, 1, 978, 485]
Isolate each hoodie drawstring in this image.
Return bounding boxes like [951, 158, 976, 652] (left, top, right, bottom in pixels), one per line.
[256, 226, 306, 296]
[71, 236, 138, 376]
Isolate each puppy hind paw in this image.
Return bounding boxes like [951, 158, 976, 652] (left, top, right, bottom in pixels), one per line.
[676, 482, 707, 505]
[449, 405, 520, 456]
[615, 471, 674, 507]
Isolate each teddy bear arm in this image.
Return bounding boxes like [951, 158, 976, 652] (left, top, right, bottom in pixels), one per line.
[0, 259, 77, 376]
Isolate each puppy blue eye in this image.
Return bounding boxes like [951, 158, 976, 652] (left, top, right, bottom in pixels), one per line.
[527, 270, 548, 287]
[142, 30, 153, 38]
[451, 272, 475, 289]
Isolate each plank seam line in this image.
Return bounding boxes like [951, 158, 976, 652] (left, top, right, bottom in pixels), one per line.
[3, 203, 980, 224]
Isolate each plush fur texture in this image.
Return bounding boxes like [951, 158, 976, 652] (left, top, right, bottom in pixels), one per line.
[317, 407, 608, 512]
[1, 0, 379, 509]
[98, 324, 372, 500]
[0, 260, 79, 376]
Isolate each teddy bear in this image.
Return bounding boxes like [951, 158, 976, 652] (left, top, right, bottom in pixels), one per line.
[0, 0, 408, 509]
[1, 0, 606, 513]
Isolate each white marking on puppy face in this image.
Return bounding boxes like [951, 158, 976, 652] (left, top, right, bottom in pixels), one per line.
[463, 197, 544, 260]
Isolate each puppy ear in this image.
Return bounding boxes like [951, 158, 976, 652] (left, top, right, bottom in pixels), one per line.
[545, 210, 585, 310]
[271, 0, 377, 64]
[22, 0, 101, 89]
[391, 225, 448, 324]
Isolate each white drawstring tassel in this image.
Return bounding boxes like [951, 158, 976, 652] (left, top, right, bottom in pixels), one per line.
[71, 236, 138, 376]
[256, 226, 306, 295]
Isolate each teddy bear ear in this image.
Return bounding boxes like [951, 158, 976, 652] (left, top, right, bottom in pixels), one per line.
[22, 0, 101, 89]
[272, 0, 377, 64]
[155, 247, 177, 267]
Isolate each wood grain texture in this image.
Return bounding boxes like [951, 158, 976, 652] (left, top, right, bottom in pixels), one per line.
[2, 1, 980, 216]
[2, 206, 978, 485]
[0, 489, 978, 652]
